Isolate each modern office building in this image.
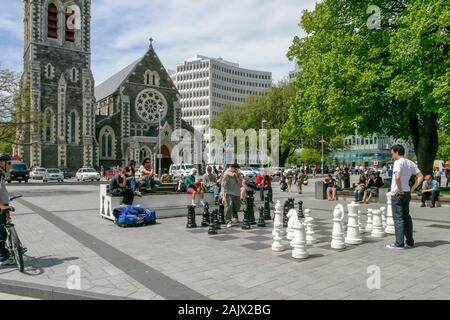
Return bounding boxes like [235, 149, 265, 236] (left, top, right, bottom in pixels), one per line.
[171, 55, 272, 134]
[288, 60, 302, 82]
[333, 134, 414, 168]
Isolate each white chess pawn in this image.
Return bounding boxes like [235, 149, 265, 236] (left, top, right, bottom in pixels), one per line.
[365, 209, 373, 233]
[306, 216, 318, 245]
[345, 203, 363, 245]
[304, 209, 311, 219]
[331, 206, 346, 250]
[291, 221, 309, 259]
[380, 207, 387, 230]
[358, 210, 365, 235]
[286, 209, 299, 240]
[273, 201, 285, 237]
[385, 192, 395, 234]
[272, 221, 286, 252]
[371, 209, 385, 238]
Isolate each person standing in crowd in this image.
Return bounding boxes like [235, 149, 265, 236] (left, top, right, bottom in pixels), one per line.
[286, 169, 293, 193]
[185, 168, 205, 207]
[0, 154, 15, 266]
[335, 168, 343, 190]
[421, 175, 440, 208]
[221, 164, 242, 228]
[203, 166, 220, 205]
[109, 167, 134, 206]
[140, 158, 161, 193]
[433, 167, 441, 186]
[296, 169, 308, 194]
[387, 145, 423, 250]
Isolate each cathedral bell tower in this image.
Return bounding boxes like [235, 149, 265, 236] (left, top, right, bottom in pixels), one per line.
[18, 0, 96, 169]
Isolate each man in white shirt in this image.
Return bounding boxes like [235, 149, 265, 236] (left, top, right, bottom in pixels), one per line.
[387, 145, 423, 250]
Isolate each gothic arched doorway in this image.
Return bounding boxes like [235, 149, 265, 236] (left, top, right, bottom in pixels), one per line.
[160, 145, 172, 175]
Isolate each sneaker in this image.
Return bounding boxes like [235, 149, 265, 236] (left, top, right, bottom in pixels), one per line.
[191, 201, 197, 207]
[135, 191, 143, 197]
[386, 244, 405, 250]
[0, 257, 15, 266]
[226, 222, 233, 228]
[405, 243, 415, 249]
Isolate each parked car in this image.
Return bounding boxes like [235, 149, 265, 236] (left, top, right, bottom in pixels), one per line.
[76, 168, 101, 182]
[240, 167, 256, 180]
[60, 167, 75, 179]
[30, 167, 46, 180]
[169, 164, 197, 178]
[6, 162, 30, 183]
[104, 168, 119, 181]
[248, 167, 261, 177]
[43, 168, 64, 183]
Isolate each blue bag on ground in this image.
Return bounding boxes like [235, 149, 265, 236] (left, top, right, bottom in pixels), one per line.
[113, 206, 157, 227]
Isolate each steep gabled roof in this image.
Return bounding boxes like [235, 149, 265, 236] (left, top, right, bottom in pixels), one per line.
[94, 56, 143, 101]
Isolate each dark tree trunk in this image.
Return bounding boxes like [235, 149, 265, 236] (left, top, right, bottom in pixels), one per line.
[409, 113, 439, 176]
[280, 148, 294, 167]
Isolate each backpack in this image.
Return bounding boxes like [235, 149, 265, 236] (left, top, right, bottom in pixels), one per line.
[112, 205, 157, 228]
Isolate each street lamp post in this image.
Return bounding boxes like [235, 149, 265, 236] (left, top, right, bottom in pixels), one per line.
[261, 119, 267, 168]
[158, 108, 164, 177]
[320, 136, 326, 177]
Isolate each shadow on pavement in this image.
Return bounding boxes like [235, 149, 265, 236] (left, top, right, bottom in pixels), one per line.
[22, 256, 79, 276]
[414, 241, 450, 248]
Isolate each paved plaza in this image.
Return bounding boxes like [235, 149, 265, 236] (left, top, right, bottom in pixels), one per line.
[0, 179, 449, 300]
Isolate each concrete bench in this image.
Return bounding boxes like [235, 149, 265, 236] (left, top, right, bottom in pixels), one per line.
[99, 185, 215, 221]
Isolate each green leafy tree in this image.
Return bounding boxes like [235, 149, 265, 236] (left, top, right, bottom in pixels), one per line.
[287, 0, 449, 175]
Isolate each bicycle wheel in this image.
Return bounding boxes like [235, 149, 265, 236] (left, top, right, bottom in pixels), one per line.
[8, 226, 24, 272]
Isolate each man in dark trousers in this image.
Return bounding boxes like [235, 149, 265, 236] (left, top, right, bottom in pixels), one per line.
[421, 175, 440, 208]
[387, 145, 423, 250]
[110, 167, 134, 206]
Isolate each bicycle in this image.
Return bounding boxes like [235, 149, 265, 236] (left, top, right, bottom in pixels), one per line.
[1, 195, 27, 272]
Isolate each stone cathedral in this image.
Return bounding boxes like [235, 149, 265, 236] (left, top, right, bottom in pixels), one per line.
[17, 0, 189, 172]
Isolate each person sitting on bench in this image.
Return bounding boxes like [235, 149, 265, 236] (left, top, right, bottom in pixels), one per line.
[421, 175, 440, 208]
[110, 167, 134, 206]
[186, 168, 205, 207]
[139, 158, 161, 193]
[361, 172, 384, 204]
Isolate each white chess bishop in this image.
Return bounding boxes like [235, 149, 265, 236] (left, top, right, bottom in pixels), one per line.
[385, 192, 395, 234]
[291, 221, 309, 259]
[331, 205, 346, 249]
[345, 203, 363, 245]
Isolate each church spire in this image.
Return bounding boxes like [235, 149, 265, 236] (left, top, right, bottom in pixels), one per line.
[149, 37, 154, 48]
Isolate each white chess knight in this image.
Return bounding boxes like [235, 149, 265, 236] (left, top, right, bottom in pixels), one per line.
[385, 192, 395, 234]
[331, 205, 346, 249]
[286, 209, 299, 240]
[365, 208, 374, 233]
[306, 216, 318, 245]
[345, 203, 363, 245]
[291, 221, 309, 259]
[371, 209, 386, 238]
[273, 201, 285, 237]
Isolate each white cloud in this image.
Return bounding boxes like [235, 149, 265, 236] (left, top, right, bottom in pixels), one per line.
[0, 0, 320, 83]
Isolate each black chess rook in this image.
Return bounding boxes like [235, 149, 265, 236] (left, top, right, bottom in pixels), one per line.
[186, 205, 197, 229]
[257, 206, 266, 228]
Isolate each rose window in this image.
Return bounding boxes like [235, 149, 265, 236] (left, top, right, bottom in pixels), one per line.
[135, 90, 168, 123]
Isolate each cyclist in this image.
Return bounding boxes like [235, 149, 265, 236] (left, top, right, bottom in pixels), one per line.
[0, 154, 15, 266]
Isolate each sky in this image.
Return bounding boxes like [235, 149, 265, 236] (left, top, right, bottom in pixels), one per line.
[0, 0, 319, 85]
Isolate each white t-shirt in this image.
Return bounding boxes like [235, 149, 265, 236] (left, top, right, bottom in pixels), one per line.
[391, 158, 421, 194]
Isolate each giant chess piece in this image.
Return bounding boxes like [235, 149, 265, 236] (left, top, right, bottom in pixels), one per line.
[208, 210, 217, 235]
[201, 202, 210, 227]
[186, 205, 197, 229]
[246, 190, 256, 225]
[283, 200, 290, 228]
[286, 209, 299, 240]
[213, 209, 221, 230]
[305, 216, 318, 245]
[336, 204, 347, 232]
[331, 206, 346, 249]
[257, 206, 266, 228]
[385, 192, 395, 234]
[291, 221, 309, 259]
[365, 208, 374, 233]
[297, 201, 305, 219]
[267, 187, 273, 203]
[242, 209, 251, 230]
[358, 210, 364, 235]
[218, 204, 226, 225]
[371, 209, 385, 238]
[272, 210, 286, 252]
[263, 197, 271, 220]
[380, 207, 387, 230]
[345, 203, 363, 245]
[273, 201, 286, 237]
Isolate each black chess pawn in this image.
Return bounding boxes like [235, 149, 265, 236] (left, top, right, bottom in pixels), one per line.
[242, 209, 251, 230]
[257, 206, 266, 228]
[213, 209, 221, 230]
[298, 201, 305, 219]
[201, 203, 210, 227]
[246, 191, 256, 225]
[267, 187, 273, 203]
[283, 200, 289, 228]
[208, 210, 217, 235]
[186, 205, 197, 228]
